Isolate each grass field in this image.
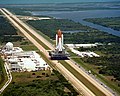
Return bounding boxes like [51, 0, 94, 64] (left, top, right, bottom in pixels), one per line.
[21, 45, 39, 51]
[24, 19, 120, 95]
[1, 11, 119, 95]
[69, 48, 120, 95]
[24, 28, 51, 50]
[24, 22, 55, 44]
[66, 48, 120, 95]
[12, 70, 54, 83]
[0, 57, 8, 89]
[73, 57, 120, 93]
[59, 60, 106, 96]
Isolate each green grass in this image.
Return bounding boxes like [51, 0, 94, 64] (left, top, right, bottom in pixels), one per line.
[0, 57, 8, 89]
[95, 73, 120, 95]
[0, 12, 2, 15]
[25, 29, 51, 50]
[67, 49, 77, 57]
[23, 21, 55, 45]
[31, 25, 54, 44]
[59, 60, 106, 96]
[21, 45, 39, 51]
[23, 21, 120, 95]
[2, 70, 78, 96]
[71, 55, 120, 95]
[23, 20, 120, 95]
[11, 18, 51, 50]
[72, 58, 90, 70]
[84, 17, 120, 31]
[12, 71, 53, 83]
[8, 14, 120, 95]
[0, 12, 79, 95]
[22, 24, 120, 95]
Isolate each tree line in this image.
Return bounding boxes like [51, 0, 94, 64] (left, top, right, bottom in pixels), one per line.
[0, 17, 23, 43]
[27, 18, 120, 82]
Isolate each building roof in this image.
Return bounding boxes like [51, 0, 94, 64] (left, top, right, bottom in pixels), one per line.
[66, 44, 97, 48]
[70, 48, 100, 57]
[8, 51, 49, 71]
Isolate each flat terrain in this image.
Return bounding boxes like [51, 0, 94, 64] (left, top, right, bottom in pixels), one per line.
[0, 9, 78, 96]
[1, 3, 119, 95]
[0, 57, 7, 89]
[2, 70, 78, 96]
[26, 19, 120, 44]
[6, 2, 120, 13]
[1, 8, 113, 96]
[84, 17, 120, 31]
[0, 16, 23, 43]
[26, 18, 120, 95]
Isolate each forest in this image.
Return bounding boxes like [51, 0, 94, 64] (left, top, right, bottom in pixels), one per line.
[84, 17, 120, 31]
[0, 57, 5, 86]
[27, 18, 120, 81]
[0, 17, 23, 43]
[79, 44, 120, 81]
[2, 70, 78, 96]
[27, 19, 120, 44]
[0, 15, 78, 96]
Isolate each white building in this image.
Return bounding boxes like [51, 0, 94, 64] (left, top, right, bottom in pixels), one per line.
[2, 42, 23, 55]
[66, 44, 97, 48]
[66, 43, 100, 58]
[5, 42, 13, 50]
[70, 48, 100, 57]
[7, 51, 50, 72]
[2, 42, 50, 72]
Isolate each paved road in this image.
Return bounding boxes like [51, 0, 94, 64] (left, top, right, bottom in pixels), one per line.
[0, 62, 12, 94]
[0, 8, 95, 96]
[2, 8, 54, 51]
[0, 8, 114, 96]
[65, 59, 114, 96]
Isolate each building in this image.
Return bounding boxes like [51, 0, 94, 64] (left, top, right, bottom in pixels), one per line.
[66, 44, 97, 48]
[2, 42, 50, 72]
[66, 43, 100, 58]
[7, 51, 49, 72]
[2, 42, 23, 55]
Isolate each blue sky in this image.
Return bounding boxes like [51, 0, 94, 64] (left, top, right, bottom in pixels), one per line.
[0, 0, 120, 4]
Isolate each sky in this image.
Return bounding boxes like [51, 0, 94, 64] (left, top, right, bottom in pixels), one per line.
[0, 0, 120, 4]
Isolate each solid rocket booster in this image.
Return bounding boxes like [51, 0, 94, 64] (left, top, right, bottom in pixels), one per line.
[56, 29, 63, 52]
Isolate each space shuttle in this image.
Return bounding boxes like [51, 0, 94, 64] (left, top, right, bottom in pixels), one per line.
[49, 29, 69, 60]
[56, 29, 64, 52]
